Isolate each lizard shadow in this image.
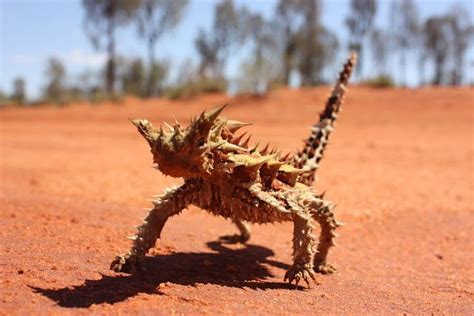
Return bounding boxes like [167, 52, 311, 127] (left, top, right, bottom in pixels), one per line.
[31, 241, 296, 308]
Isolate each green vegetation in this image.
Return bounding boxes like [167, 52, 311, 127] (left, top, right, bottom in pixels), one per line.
[361, 75, 395, 88]
[166, 78, 227, 100]
[10, 78, 27, 105]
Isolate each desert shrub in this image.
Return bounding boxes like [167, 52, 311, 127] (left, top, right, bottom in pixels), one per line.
[88, 87, 110, 104]
[29, 100, 49, 107]
[10, 78, 27, 105]
[147, 61, 168, 97]
[165, 85, 190, 100]
[0, 91, 9, 106]
[197, 77, 227, 93]
[82, 86, 127, 104]
[362, 75, 395, 88]
[121, 58, 146, 98]
[43, 57, 67, 104]
[65, 87, 88, 103]
[166, 78, 227, 100]
[235, 57, 283, 96]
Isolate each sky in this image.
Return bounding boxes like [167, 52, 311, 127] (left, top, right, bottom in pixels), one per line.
[0, 0, 473, 99]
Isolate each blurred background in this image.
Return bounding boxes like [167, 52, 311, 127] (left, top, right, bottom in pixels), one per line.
[1, 0, 473, 106]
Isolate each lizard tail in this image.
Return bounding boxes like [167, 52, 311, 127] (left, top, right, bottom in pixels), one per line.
[292, 52, 357, 186]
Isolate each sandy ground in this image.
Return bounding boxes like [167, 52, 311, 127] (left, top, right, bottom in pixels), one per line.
[0, 87, 473, 314]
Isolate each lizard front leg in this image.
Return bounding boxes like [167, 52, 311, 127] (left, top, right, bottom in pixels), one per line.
[284, 212, 317, 288]
[110, 179, 201, 273]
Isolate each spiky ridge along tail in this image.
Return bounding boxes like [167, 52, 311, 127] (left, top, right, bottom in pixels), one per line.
[293, 53, 357, 186]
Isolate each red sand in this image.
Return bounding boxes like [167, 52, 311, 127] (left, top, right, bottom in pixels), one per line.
[0, 87, 473, 314]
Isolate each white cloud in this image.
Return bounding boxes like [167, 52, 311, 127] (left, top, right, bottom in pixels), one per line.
[11, 49, 107, 67]
[11, 54, 40, 64]
[64, 49, 106, 67]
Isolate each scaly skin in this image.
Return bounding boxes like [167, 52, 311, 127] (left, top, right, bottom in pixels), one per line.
[110, 53, 357, 288]
[111, 180, 202, 273]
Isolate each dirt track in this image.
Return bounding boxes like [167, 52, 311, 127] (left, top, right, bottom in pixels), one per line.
[0, 87, 473, 314]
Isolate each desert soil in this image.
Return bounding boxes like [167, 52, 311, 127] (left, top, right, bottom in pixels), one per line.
[0, 87, 473, 314]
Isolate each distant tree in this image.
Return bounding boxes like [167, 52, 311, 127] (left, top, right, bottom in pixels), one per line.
[43, 57, 67, 103]
[446, 4, 474, 85]
[298, 27, 339, 86]
[370, 28, 390, 76]
[121, 57, 168, 97]
[0, 90, 8, 106]
[121, 58, 146, 97]
[297, 0, 339, 86]
[273, 0, 338, 86]
[422, 16, 452, 85]
[195, 30, 220, 78]
[213, 0, 244, 63]
[175, 59, 198, 85]
[390, 0, 420, 86]
[136, 0, 188, 96]
[298, 0, 321, 86]
[417, 50, 428, 86]
[275, 0, 305, 85]
[148, 60, 168, 96]
[76, 69, 98, 99]
[195, 0, 246, 79]
[237, 12, 281, 94]
[11, 78, 26, 105]
[65, 86, 87, 103]
[82, 0, 141, 95]
[165, 59, 226, 100]
[345, 0, 377, 78]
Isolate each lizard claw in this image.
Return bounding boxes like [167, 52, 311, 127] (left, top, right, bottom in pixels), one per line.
[110, 252, 143, 273]
[284, 263, 316, 289]
[314, 262, 337, 274]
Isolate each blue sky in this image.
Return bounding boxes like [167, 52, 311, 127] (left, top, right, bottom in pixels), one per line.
[1, 0, 473, 99]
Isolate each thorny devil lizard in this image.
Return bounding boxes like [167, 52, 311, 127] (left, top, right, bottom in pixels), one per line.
[110, 53, 357, 288]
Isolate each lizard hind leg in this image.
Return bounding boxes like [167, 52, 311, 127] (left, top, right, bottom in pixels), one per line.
[308, 197, 340, 274]
[219, 219, 251, 244]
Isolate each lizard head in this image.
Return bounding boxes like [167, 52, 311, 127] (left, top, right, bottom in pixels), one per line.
[130, 105, 250, 179]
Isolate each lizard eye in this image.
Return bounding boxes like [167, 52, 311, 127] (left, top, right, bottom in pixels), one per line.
[197, 138, 206, 147]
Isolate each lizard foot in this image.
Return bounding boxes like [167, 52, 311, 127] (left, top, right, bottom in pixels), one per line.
[218, 234, 250, 244]
[110, 252, 143, 273]
[314, 262, 337, 274]
[284, 263, 316, 288]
